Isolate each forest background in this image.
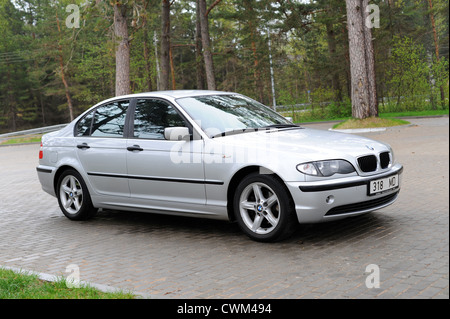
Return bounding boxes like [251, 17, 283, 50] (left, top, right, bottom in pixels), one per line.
[0, 0, 448, 133]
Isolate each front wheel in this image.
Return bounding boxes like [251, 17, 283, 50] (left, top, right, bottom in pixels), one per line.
[57, 169, 97, 220]
[233, 173, 297, 242]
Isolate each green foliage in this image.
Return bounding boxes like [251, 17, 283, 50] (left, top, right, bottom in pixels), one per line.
[387, 36, 430, 110]
[326, 99, 352, 119]
[386, 36, 449, 111]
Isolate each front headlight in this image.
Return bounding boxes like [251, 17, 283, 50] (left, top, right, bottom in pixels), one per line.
[297, 160, 355, 177]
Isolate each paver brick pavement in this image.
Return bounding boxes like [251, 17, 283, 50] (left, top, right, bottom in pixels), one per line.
[0, 117, 448, 299]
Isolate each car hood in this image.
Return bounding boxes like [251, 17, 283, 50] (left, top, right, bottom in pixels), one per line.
[210, 127, 390, 163]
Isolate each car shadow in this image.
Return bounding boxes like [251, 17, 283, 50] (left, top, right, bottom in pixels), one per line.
[91, 209, 244, 238]
[286, 212, 398, 247]
[82, 209, 397, 248]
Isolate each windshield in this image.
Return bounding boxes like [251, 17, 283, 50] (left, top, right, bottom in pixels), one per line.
[176, 94, 295, 137]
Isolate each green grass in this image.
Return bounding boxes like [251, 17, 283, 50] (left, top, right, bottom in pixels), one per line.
[0, 268, 135, 299]
[379, 109, 449, 118]
[332, 117, 410, 129]
[0, 135, 42, 145]
[280, 110, 349, 123]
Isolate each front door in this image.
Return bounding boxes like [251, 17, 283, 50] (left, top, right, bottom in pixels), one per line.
[126, 98, 206, 207]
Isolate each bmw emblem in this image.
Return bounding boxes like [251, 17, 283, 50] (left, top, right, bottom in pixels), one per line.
[366, 145, 375, 151]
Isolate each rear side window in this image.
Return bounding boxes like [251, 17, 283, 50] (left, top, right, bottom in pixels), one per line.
[76, 100, 129, 137]
[76, 112, 94, 136]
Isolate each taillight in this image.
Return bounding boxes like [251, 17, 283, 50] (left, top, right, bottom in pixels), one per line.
[39, 142, 43, 159]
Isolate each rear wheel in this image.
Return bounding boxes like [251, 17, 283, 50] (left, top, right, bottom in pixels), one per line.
[233, 173, 297, 242]
[57, 169, 97, 220]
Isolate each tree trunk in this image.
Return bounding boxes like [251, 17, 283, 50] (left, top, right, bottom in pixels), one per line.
[58, 52, 74, 120]
[154, 31, 161, 90]
[39, 90, 46, 126]
[346, 0, 370, 119]
[342, 22, 352, 98]
[56, 10, 74, 121]
[198, 0, 216, 90]
[169, 44, 176, 90]
[251, 36, 264, 103]
[160, 0, 171, 91]
[29, 6, 46, 125]
[142, 14, 153, 92]
[428, 0, 440, 61]
[114, 3, 131, 96]
[6, 59, 17, 131]
[195, 0, 205, 90]
[243, 0, 264, 102]
[427, 0, 446, 108]
[325, 21, 343, 103]
[362, 0, 378, 116]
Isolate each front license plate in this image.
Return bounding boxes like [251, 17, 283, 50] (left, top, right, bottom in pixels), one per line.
[369, 174, 399, 195]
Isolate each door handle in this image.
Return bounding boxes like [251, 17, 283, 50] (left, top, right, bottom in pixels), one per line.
[127, 145, 143, 152]
[77, 143, 90, 149]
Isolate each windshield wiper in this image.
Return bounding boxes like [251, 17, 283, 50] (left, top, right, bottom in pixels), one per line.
[211, 128, 258, 138]
[211, 124, 302, 138]
[262, 124, 301, 129]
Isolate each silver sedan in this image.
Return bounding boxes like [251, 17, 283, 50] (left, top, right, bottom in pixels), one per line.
[36, 90, 403, 242]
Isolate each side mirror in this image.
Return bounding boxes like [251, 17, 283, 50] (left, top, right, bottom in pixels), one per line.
[164, 127, 190, 141]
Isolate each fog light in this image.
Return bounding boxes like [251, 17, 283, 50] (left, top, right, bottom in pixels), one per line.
[326, 195, 334, 204]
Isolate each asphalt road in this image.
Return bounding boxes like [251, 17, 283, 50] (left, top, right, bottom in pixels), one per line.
[0, 117, 448, 299]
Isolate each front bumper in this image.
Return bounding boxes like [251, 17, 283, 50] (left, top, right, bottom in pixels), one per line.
[286, 163, 403, 223]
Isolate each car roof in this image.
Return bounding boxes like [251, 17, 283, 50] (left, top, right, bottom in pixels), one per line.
[111, 90, 236, 101]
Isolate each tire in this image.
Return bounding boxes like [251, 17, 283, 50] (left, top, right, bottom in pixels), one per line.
[56, 169, 97, 221]
[233, 173, 297, 242]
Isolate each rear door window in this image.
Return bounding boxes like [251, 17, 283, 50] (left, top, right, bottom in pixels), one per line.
[76, 112, 94, 136]
[90, 101, 129, 137]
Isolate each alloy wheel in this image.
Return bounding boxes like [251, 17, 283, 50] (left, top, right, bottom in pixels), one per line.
[238, 182, 280, 235]
[59, 175, 84, 215]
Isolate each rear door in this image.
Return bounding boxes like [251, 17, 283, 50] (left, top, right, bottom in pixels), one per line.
[74, 99, 131, 197]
